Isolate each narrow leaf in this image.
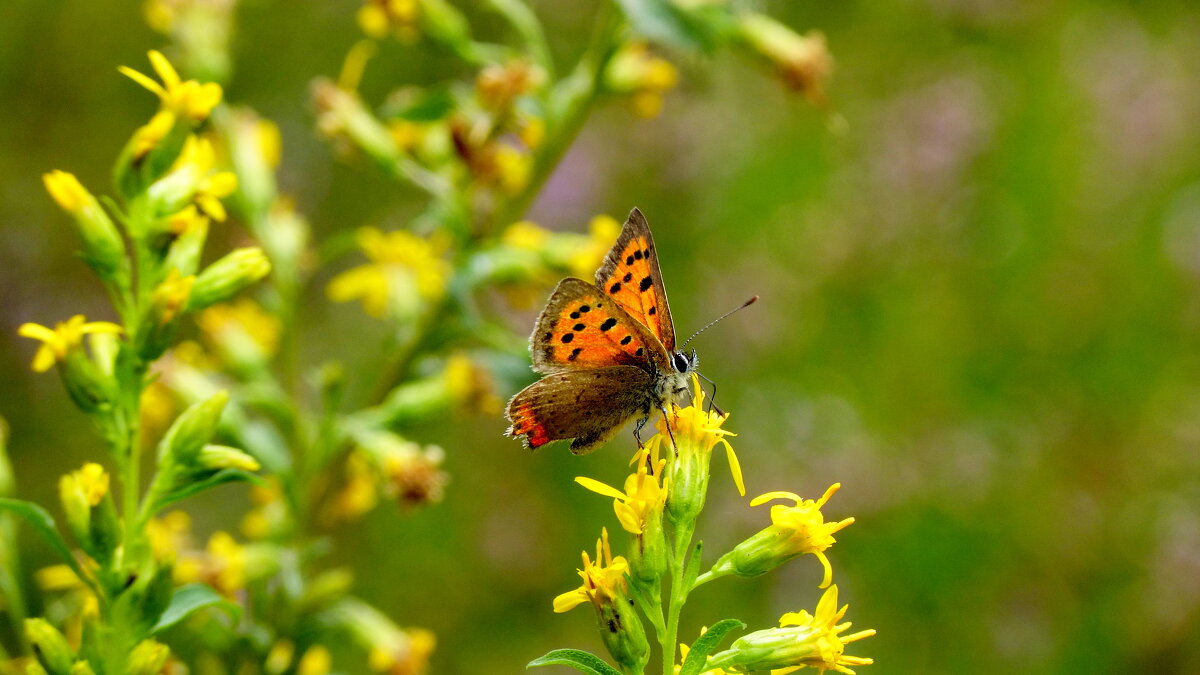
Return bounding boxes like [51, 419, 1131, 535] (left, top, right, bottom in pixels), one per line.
[528, 649, 623, 675]
[153, 583, 241, 633]
[153, 469, 265, 512]
[683, 540, 703, 593]
[678, 619, 746, 675]
[0, 498, 86, 580]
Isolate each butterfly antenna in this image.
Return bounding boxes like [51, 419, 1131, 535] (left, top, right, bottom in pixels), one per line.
[680, 295, 759, 349]
[695, 371, 724, 416]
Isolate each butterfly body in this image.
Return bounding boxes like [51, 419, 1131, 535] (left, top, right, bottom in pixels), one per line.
[506, 208, 695, 454]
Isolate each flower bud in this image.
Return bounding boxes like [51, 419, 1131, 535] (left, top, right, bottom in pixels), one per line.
[58, 463, 121, 564]
[42, 171, 127, 283]
[198, 444, 261, 472]
[158, 390, 230, 465]
[187, 247, 271, 311]
[736, 14, 831, 103]
[24, 618, 75, 675]
[312, 79, 399, 165]
[135, 271, 196, 361]
[69, 661, 97, 675]
[114, 111, 190, 202]
[128, 639, 171, 675]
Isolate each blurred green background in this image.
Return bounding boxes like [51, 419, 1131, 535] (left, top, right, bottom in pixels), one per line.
[4, 0, 1200, 672]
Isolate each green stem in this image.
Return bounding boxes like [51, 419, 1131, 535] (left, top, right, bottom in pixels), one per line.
[661, 518, 696, 675]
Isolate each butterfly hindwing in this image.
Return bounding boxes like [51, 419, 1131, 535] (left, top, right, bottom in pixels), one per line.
[530, 278, 672, 375]
[595, 207, 677, 351]
[505, 366, 657, 454]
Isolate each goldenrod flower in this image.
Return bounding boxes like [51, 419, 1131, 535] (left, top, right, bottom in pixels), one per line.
[358, 0, 420, 41]
[197, 298, 282, 361]
[708, 585, 874, 675]
[42, 170, 90, 213]
[737, 15, 831, 104]
[382, 444, 447, 507]
[327, 227, 451, 318]
[443, 353, 501, 416]
[146, 510, 193, 563]
[553, 528, 630, 614]
[204, 531, 246, 596]
[709, 484, 852, 588]
[568, 215, 622, 279]
[554, 529, 649, 671]
[152, 270, 196, 326]
[576, 443, 667, 536]
[366, 628, 435, 674]
[177, 136, 239, 220]
[298, 645, 332, 675]
[326, 451, 381, 524]
[241, 479, 286, 539]
[503, 220, 551, 251]
[129, 639, 171, 675]
[18, 316, 121, 373]
[605, 42, 679, 118]
[119, 50, 223, 121]
[189, 247, 272, 311]
[476, 60, 544, 111]
[130, 110, 178, 162]
[661, 374, 745, 526]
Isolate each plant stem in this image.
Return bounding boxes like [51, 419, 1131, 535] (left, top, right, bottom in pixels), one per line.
[661, 517, 696, 675]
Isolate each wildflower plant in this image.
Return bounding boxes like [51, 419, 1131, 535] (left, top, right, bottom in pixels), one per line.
[532, 381, 874, 675]
[3, 0, 841, 672]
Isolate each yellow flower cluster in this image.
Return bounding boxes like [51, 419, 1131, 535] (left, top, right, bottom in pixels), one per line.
[327, 226, 452, 318]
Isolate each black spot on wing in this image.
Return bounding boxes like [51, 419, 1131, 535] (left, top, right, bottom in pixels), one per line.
[561, 333, 574, 343]
[610, 282, 622, 293]
[640, 276, 653, 292]
[600, 318, 617, 331]
[648, 306, 657, 316]
[620, 335, 632, 345]
[634, 250, 643, 261]
[580, 305, 591, 313]
[623, 272, 632, 283]
[573, 323, 585, 331]
[625, 255, 634, 265]
[569, 347, 582, 361]
[570, 311, 580, 319]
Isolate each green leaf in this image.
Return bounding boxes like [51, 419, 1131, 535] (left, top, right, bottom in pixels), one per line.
[153, 583, 241, 633]
[678, 619, 746, 675]
[528, 649, 624, 675]
[0, 498, 86, 580]
[152, 469, 265, 513]
[612, 0, 715, 51]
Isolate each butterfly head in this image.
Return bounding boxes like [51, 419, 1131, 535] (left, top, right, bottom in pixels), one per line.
[671, 348, 698, 374]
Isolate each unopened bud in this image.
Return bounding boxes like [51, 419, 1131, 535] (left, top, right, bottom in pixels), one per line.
[198, 444, 261, 472]
[43, 172, 127, 282]
[25, 618, 75, 675]
[129, 639, 171, 675]
[188, 247, 271, 311]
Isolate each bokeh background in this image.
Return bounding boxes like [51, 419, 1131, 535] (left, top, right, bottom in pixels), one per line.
[4, 0, 1200, 672]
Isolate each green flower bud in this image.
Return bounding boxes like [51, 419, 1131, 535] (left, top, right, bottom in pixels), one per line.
[42, 172, 128, 283]
[24, 618, 75, 675]
[26, 662, 50, 675]
[114, 112, 190, 203]
[128, 639, 171, 675]
[69, 661, 97, 675]
[597, 597, 648, 673]
[158, 390, 230, 465]
[187, 247, 271, 311]
[58, 350, 116, 415]
[197, 444, 261, 472]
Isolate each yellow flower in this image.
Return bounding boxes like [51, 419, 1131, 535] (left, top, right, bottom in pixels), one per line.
[74, 463, 109, 506]
[18, 315, 122, 372]
[265, 640, 296, 674]
[358, 0, 420, 41]
[443, 353, 501, 416]
[327, 227, 451, 318]
[151, 270, 196, 325]
[42, 171, 90, 213]
[130, 110, 178, 161]
[568, 215, 622, 279]
[205, 531, 246, 596]
[119, 50, 223, 121]
[366, 628, 436, 674]
[476, 60, 544, 111]
[146, 511, 193, 563]
[297, 645, 332, 675]
[605, 42, 679, 118]
[553, 528, 630, 613]
[576, 443, 667, 536]
[709, 585, 874, 675]
[502, 220, 551, 251]
[242, 479, 285, 539]
[197, 298, 283, 359]
[493, 143, 532, 195]
[382, 445, 447, 507]
[325, 451, 381, 524]
[170, 136, 238, 221]
[753, 485, 854, 588]
[661, 373, 745, 497]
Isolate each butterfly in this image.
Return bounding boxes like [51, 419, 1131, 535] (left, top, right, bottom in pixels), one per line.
[505, 207, 699, 454]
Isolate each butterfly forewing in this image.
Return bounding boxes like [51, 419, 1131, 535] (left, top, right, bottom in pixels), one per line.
[595, 208, 677, 351]
[506, 366, 657, 454]
[530, 278, 671, 375]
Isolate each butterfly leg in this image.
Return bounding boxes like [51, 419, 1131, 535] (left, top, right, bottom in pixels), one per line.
[658, 404, 680, 453]
[632, 415, 648, 449]
[696, 371, 725, 416]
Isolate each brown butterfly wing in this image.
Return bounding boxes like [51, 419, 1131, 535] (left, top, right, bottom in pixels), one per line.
[506, 366, 657, 454]
[530, 278, 672, 375]
[594, 208, 677, 351]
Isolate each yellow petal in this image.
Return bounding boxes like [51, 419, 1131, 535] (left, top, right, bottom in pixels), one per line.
[720, 439, 745, 496]
[119, 65, 166, 98]
[17, 322, 58, 343]
[147, 50, 181, 89]
[552, 588, 588, 613]
[750, 490, 801, 507]
[575, 476, 627, 500]
[31, 346, 57, 372]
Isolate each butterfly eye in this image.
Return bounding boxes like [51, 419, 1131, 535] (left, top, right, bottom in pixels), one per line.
[671, 351, 692, 373]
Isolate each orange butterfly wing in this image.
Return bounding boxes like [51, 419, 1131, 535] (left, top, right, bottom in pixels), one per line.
[594, 208, 677, 351]
[529, 278, 672, 375]
[505, 366, 657, 453]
